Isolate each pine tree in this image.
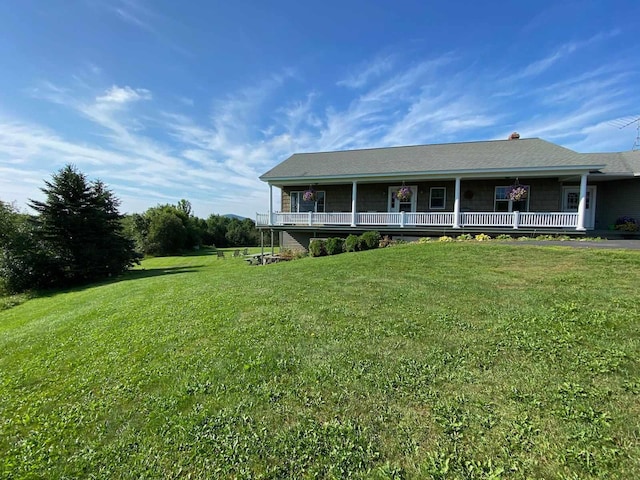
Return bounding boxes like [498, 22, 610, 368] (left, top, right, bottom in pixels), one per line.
[29, 165, 138, 285]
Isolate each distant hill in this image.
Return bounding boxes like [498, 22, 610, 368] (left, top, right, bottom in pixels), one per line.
[223, 214, 248, 220]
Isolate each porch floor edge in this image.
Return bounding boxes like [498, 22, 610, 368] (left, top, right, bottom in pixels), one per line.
[258, 225, 591, 237]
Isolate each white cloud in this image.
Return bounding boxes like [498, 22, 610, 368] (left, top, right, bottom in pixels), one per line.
[178, 96, 194, 106]
[518, 40, 584, 79]
[108, 0, 158, 33]
[98, 0, 194, 57]
[566, 120, 639, 152]
[508, 30, 620, 81]
[114, 7, 152, 31]
[337, 54, 396, 89]
[3, 32, 639, 218]
[96, 85, 152, 105]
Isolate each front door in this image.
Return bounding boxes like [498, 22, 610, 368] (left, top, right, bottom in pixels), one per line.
[388, 185, 417, 213]
[562, 186, 597, 229]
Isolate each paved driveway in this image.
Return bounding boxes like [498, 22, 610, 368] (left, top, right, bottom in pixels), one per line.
[503, 239, 640, 250]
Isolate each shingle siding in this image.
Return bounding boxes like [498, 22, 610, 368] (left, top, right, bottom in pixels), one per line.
[283, 178, 567, 212]
[595, 179, 640, 228]
[281, 231, 312, 251]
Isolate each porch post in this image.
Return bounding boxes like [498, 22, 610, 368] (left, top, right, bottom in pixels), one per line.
[453, 177, 461, 228]
[351, 181, 358, 227]
[268, 184, 273, 226]
[270, 229, 274, 255]
[576, 173, 588, 231]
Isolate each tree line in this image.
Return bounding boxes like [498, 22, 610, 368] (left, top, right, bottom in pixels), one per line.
[0, 165, 263, 294]
[122, 202, 261, 256]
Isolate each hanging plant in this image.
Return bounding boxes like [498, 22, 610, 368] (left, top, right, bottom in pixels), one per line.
[302, 188, 316, 202]
[396, 185, 413, 202]
[507, 185, 528, 201]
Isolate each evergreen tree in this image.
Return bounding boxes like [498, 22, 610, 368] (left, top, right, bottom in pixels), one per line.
[28, 165, 138, 285]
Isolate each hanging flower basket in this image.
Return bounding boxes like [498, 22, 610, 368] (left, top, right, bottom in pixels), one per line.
[303, 189, 317, 202]
[507, 185, 528, 201]
[396, 186, 413, 202]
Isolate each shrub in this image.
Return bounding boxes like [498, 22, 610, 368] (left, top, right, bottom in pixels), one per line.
[475, 233, 491, 241]
[325, 237, 345, 255]
[345, 234, 360, 252]
[438, 236, 454, 242]
[615, 216, 639, 232]
[279, 249, 307, 260]
[308, 239, 327, 257]
[359, 231, 381, 250]
[457, 233, 473, 241]
[495, 234, 513, 240]
[535, 234, 556, 241]
[418, 237, 432, 244]
[0, 220, 59, 294]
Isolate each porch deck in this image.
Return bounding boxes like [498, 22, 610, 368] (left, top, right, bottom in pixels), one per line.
[256, 211, 579, 230]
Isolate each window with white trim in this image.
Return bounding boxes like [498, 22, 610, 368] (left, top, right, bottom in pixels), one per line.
[290, 191, 325, 212]
[429, 187, 446, 209]
[494, 186, 529, 212]
[388, 185, 417, 213]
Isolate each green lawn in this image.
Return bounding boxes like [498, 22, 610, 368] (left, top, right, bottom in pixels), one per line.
[1, 243, 639, 479]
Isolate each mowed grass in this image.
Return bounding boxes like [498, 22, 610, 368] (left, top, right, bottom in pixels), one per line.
[1, 243, 639, 479]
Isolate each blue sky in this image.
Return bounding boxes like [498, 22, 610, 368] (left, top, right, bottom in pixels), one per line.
[1, 0, 639, 218]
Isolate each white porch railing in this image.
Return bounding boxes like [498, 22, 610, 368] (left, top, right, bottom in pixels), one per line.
[406, 212, 454, 226]
[519, 212, 579, 228]
[357, 212, 401, 225]
[256, 213, 270, 225]
[263, 212, 353, 226]
[257, 211, 579, 229]
[460, 212, 514, 227]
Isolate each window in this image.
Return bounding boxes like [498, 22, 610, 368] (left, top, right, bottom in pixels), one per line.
[429, 187, 446, 209]
[494, 186, 529, 212]
[290, 191, 325, 213]
[565, 190, 591, 210]
[388, 185, 417, 213]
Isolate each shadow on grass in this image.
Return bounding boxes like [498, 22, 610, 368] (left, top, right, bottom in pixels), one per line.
[177, 247, 218, 257]
[1, 247, 236, 310]
[123, 265, 204, 280]
[29, 265, 205, 302]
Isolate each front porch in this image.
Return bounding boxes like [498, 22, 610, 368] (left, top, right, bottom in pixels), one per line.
[259, 169, 597, 232]
[256, 211, 579, 229]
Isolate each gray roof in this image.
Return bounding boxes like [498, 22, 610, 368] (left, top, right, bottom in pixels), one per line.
[260, 138, 609, 183]
[583, 151, 640, 175]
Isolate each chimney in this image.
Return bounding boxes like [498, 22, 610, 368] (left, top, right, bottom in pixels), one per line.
[508, 132, 520, 140]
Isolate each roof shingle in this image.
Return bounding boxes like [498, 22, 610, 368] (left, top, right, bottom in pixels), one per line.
[260, 138, 609, 182]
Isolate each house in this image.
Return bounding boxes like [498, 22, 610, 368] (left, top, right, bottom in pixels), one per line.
[257, 135, 640, 250]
